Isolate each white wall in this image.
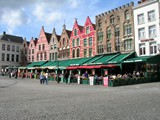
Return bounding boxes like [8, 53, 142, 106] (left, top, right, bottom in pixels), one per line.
[134, 0, 160, 56]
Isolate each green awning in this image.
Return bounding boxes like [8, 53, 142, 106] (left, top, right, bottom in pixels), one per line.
[26, 61, 47, 68]
[108, 52, 135, 64]
[122, 56, 150, 63]
[83, 55, 103, 65]
[41, 61, 55, 68]
[18, 67, 26, 69]
[70, 57, 92, 66]
[92, 54, 117, 64]
[123, 54, 160, 64]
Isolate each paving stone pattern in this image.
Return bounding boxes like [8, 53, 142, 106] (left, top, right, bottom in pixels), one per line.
[0, 76, 160, 120]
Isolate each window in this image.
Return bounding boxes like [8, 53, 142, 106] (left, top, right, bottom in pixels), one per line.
[124, 39, 132, 51]
[110, 15, 115, 24]
[72, 49, 75, 58]
[149, 25, 156, 38]
[28, 56, 30, 62]
[150, 42, 157, 55]
[12, 46, 15, 52]
[37, 54, 39, 61]
[74, 29, 77, 36]
[115, 38, 120, 52]
[77, 38, 80, 46]
[125, 10, 130, 20]
[29, 50, 31, 55]
[138, 14, 144, 24]
[44, 52, 47, 60]
[16, 46, 19, 52]
[32, 49, 34, 54]
[55, 52, 57, 60]
[52, 37, 54, 43]
[42, 44, 45, 50]
[107, 42, 111, 53]
[97, 32, 103, 42]
[11, 54, 14, 62]
[97, 45, 103, 54]
[124, 24, 132, 36]
[25, 49, 27, 54]
[84, 39, 87, 47]
[139, 43, 146, 55]
[39, 45, 41, 50]
[98, 20, 102, 28]
[89, 37, 92, 46]
[86, 27, 90, 34]
[52, 53, 54, 60]
[107, 29, 111, 40]
[40, 53, 43, 60]
[7, 45, 10, 51]
[63, 38, 65, 45]
[84, 49, 87, 57]
[89, 48, 92, 57]
[31, 44, 32, 47]
[77, 49, 80, 57]
[54, 44, 57, 49]
[50, 45, 53, 50]
[115, 27, 120, 38]
[24, 44, 26, 48]
[2, 44, 5, 50]
[16, 55, 19, 62]
[7, 54, 10, 61]
[148, 10, 155, 22]
[72, 39, 75, 47]
[138, 28, 145, 39]
[1, 53, 5, 61]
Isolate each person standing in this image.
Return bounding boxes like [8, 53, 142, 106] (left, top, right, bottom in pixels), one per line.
[45, 72, 49, 85]
[40, 72, 44, 84]
[64, 71, 69, 84]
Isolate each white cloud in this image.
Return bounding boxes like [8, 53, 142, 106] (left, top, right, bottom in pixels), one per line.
[0, 9, 30, 33]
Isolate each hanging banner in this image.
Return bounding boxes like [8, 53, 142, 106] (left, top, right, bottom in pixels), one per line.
[103, 76, 108, 87]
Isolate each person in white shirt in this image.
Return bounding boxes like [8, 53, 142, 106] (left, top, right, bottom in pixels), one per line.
[45, 72, 49, 85]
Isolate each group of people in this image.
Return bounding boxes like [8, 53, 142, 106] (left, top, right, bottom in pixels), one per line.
[40, 72, 49, 85]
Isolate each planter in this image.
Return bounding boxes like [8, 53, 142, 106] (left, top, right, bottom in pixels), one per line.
[118, 79, 126, 86]
[81, 79, 89, 84]
[125, 79, 132, 85]
[49, 76, 54, 81]
[109, 80, 119, 87]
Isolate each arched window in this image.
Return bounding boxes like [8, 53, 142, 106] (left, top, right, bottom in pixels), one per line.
[77, 38, 80, 46]
[77, 48, 80, 57]
[72, 49, 75, 58]
[72, 39, 75, 47]
[107, 28, 111, 40]
[125, 10, 130, 20]
[110, 15, 114, 24]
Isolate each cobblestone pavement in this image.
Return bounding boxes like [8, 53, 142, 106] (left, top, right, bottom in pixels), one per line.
[0, 76, 160, 120]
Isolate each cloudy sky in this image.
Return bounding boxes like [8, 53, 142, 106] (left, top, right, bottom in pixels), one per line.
[0, 0, 139, 40]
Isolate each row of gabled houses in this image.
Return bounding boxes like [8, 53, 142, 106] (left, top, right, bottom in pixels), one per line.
[0, 0, 160, 81]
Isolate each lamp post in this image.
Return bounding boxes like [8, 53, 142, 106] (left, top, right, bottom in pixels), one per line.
[9, 61, 11, 78]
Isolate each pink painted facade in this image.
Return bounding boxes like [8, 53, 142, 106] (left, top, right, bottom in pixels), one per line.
[81, 16, 96, 57]
[28, 37, 37, 62]
[35, 26, 51, 61]
[70, 19, 83, 58]
[70, 17, 96, 58]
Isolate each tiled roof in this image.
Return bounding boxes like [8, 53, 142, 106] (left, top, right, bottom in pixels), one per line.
[78, 25, 84, 32]
[45, 32, 52, 43]
[0, 33, 23, 43]
[56, 35, 61, 42]
[66, 30, 72, 38]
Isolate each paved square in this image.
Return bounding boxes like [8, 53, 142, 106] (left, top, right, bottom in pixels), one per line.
[0, 76, 160, 120]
